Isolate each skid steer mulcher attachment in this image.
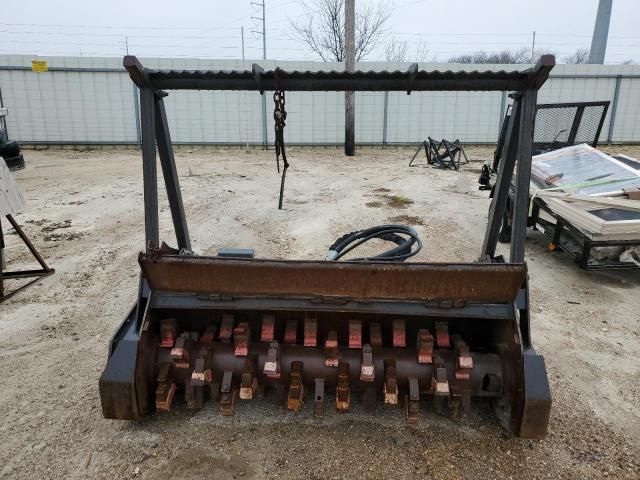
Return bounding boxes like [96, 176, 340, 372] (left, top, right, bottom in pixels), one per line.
[100, 55, 555, 438]
[100, 254, 550, 437]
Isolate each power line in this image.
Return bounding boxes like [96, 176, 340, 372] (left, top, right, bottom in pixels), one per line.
[0, 22, 249, 31]
[0, 29, 243, 40]
[250, 0, 267, 59]
[7, 34, 640, 48]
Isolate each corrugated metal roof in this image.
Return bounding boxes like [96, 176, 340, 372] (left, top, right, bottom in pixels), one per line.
[125, 55, 555, 91]
[147, 68, 530, 81]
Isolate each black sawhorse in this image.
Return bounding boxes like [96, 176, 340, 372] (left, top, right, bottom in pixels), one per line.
[409, 137, 468, 170]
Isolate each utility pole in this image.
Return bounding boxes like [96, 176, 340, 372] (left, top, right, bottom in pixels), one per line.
[251, 1, 268, 148]
[262, 1, 266, 59]
[125, 36, 129, 55]
[344, 0, 355, 156]
[530, 30, 535, 62]
[589, 0, 613, 64]
[241, 26, 245, 61]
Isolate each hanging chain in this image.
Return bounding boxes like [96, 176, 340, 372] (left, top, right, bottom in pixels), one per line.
[273, 89, 289, 209]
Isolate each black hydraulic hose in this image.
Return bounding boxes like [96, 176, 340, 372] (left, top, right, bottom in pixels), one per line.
[326, 224, 422, 262]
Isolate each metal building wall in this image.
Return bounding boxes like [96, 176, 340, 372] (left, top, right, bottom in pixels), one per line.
[1, 54, 639, 145]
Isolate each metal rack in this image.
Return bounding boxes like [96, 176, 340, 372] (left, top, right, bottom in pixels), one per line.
[529, 197, 640, 270]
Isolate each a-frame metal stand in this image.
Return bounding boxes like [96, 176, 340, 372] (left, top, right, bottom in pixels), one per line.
[125, 57, 191, 252]
[481, 90, 538, 265]
[0, 214, 55, 304]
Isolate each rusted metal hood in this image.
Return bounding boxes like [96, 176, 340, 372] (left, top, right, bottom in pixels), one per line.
[139, 253, 526, 304]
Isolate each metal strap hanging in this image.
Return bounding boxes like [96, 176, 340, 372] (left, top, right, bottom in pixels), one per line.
[273, 89, 289, 209]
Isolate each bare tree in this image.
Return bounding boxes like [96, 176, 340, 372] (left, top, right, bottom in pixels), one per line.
[562, 48, 635, 64]
[291, 0, 392, 61]
[562, 48, 590, 64]
[447, 47, 554, 64]
[384, 38, 408, 62]
[414, 40, 431, 62]
[448, 48, 531, 64]
[384, 38, 432, 63]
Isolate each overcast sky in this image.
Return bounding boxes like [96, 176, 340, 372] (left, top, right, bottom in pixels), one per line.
[2, 0, 639, 63]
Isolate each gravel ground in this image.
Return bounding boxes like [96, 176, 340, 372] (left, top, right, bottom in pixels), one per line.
[1, 146, 638, 479]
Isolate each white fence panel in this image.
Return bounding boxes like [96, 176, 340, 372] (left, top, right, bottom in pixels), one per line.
[1, 55, 640, 145]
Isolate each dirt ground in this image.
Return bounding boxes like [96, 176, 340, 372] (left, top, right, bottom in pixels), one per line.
[1, 145, 639, 480]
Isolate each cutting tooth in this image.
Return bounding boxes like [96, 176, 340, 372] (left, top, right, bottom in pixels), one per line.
[392, 319, 406, 347]
[200, 323, 217, 344]
[336, 362, 351, 412]
[287, 361, 304, 412]
[324, 330, 339, 367]
[432, 366, 450, 396]
[404, 377, 421, 424]
[263, 341, 281, 378]
[219, 314, 234, 342]
[155, 363, 175, 412]
[304, 318, 317, 347]
[349, 320, 362, 349]
[360, 344, 374, 382]
[260, 314, 275, 342]
[284, 319, 297, 344]
[369, 322, 383, 347]
[191, 357, 206, 386]
[220, 371, 236, 416]
[417, 329, 434, 364]
[170, 333, 190, 368]
[159, 318, 177, 348]
[452, 335, 473, 380]
[435, 321, 450, 348]
[240, 355, 258, 400]
[233, 322, 250, 357]
[383, 359, 398, 405]
[185, 377, 204, 410]
[432, 356, 450, 414]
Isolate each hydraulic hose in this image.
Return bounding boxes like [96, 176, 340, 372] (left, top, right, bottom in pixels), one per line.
[325, 224, 422, 262]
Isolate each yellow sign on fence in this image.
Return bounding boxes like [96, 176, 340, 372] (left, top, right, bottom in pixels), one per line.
[31, 60, 48, 73]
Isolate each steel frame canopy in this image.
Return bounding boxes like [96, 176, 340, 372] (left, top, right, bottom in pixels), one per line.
[123, 54, 554, 265]
[102, 55, 556, 437]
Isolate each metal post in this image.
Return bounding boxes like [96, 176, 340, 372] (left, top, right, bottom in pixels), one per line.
[259, 3, 268, 149]
[607, 75, 621, 145]
[567, 104, 585, 145]
[589, 0, 613, 64]
[155, 95, 191, 251]
[344, 0, 355, 156]
[0, 85, 8, 140]
[382, 91, 389, 147]
[139, 87, 159, 249]
[261, 95, 268, 149]
[481, 96, 521, 259]
[499, 91, 507, 131]
[530, 31, 536, 61]
[510, 89, 537, 263]
[133, 84, 142, 149]
[241, 26, 245, 61]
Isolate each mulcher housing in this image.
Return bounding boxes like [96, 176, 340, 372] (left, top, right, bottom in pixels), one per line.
[99, 55, 555, 438]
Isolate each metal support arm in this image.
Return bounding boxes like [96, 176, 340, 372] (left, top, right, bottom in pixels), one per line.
[481, 95, 521, 259]
[154, 95, 191, 251]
